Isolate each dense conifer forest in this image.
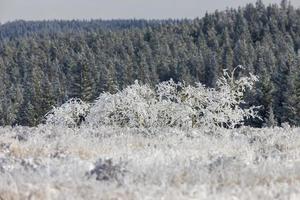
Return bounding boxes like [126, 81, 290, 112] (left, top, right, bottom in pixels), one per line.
[0, 0, 300, 127]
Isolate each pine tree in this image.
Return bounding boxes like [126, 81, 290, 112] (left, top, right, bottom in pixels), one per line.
[265, 103, 277, 127]
[221, 28, 233, 72]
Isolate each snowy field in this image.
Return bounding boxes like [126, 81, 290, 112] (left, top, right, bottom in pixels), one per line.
[1, 125, 300, 200]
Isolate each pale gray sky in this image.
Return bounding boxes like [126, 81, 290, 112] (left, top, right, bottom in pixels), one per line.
[0, 0, 300, 23]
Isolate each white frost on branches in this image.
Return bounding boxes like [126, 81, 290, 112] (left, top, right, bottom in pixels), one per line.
[87, 81, 158, 128]
[44, 98, 90, 127]
[44, 67, 260, 129]
[86, 66, 260, 129]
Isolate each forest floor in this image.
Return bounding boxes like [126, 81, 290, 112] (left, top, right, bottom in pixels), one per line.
[1, 125, 300, 200]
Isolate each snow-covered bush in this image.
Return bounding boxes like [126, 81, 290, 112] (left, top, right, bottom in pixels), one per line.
[44, 98, 90, 127]
[87, 81, 158, 128]
[87, 66, 260, 129]
[198, 66, 260, 129]
[44, 67, 259, 129]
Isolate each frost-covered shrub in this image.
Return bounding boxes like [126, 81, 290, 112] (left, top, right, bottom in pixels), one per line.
[87, 67, 260, 129]
[198, 67, 260, 129]
[44, 67, 259, 129]
[44, 98, 90, 127]
[87, 81, 158, 128]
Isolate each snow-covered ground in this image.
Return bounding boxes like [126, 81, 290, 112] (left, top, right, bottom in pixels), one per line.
[1, 125, 300, 199]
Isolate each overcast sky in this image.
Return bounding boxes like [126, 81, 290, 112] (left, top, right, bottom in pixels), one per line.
[1, 0, 300, 23]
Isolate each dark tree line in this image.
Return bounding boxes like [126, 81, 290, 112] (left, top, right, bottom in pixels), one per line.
[0, 0, 300, 127]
